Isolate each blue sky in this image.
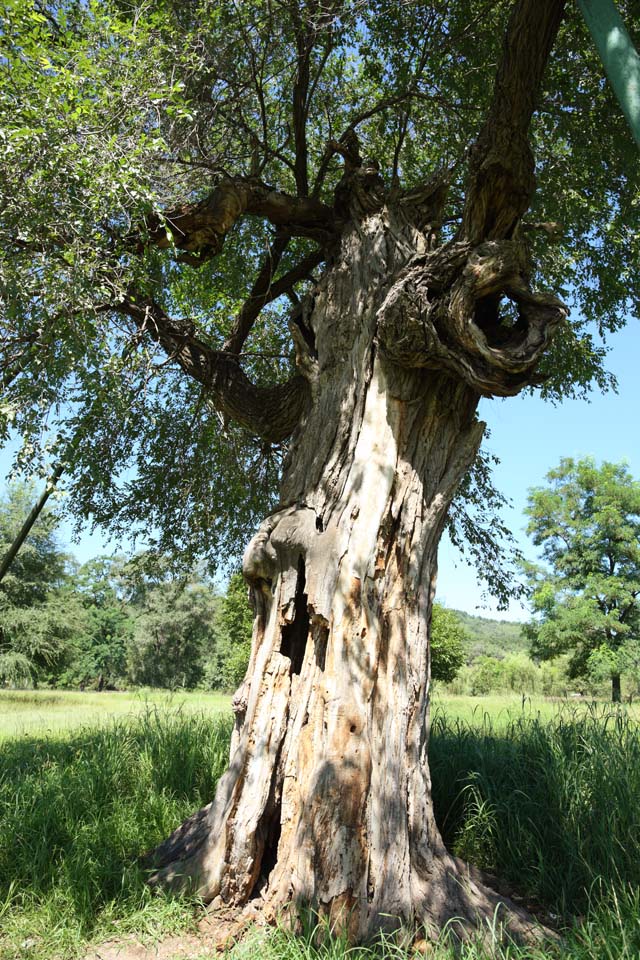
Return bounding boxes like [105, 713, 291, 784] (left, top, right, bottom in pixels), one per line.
[1, 321, 638, 621]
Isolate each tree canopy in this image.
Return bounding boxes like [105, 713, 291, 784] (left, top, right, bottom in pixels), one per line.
[429, 603, 467, 683]
[524, 457, 640, 701]
[1, 0, 638, 589]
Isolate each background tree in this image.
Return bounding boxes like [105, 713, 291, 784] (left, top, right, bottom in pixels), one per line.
[0, 484, 84, 685]
[2, 0, 639, 942]
[430, 604, 467, 684]
[524, 458, 640, 703]
[203, 571, 254, 692]
[127, 578, 219, 690]
[58, 557, 133, 689]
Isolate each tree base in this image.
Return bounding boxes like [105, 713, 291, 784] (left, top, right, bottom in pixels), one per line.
[146, 815, 555, 951]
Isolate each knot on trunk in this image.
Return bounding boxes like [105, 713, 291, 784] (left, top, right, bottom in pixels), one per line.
[377, 238, 567, 397]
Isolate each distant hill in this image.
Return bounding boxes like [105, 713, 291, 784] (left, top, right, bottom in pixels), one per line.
[451, 609, 528, 661]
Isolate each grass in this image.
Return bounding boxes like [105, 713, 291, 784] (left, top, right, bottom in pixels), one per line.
[0, 688, 230, 740]
[0, 705, 233, 959]
[1, 694, 639, 959]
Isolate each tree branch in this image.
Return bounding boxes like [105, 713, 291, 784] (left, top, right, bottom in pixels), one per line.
[291, 5, 312, 196]
[461, 0, 567, 243]
[145, 178, 336, 264]
[116, 297, 310, 443]
[223, 246, 326, 356]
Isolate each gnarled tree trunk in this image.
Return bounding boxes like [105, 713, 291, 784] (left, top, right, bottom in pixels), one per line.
[149, 206, 564, 943]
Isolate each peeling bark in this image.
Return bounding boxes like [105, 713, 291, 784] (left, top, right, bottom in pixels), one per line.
[148, 207, 558, 945]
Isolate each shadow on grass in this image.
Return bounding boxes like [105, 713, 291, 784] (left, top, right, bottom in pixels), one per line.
[429, 704, 640, 917]
[0, 708, 232, 934]
[2, 700, 640, 947]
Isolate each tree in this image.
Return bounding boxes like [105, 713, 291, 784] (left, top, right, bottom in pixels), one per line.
[524, 458, 640, 704]
[58, 557, 133, 689]
[203, 572, 254, 691]
[0, 484, 84, 685]
[127, 578, 218, 689]
[2, 0, 639, 942]
[430, 604, 467, 684]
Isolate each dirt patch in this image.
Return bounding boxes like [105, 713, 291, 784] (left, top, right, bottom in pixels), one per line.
[83, 908, 260, 960]
[83, 934, 207, 960]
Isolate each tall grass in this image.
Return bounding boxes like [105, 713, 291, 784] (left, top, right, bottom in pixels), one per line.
[430, 703, 640, 917]
[1, 701, 639, 958]
[0, 706, 232, 958]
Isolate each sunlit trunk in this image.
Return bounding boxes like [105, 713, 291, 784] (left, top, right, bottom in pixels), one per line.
[149, 211, 546, 944]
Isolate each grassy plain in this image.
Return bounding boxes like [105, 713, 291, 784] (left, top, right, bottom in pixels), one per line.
[2, 687, 632, 739]
[0, 688, 230, 740]
[1, 691, 639, 959]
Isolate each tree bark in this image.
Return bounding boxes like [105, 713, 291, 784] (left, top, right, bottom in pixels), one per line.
[148, 207, 559, 945]
[612, 673, 622, 703]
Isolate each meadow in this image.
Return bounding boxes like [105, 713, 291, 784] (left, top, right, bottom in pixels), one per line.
[1, 691, 639, 960]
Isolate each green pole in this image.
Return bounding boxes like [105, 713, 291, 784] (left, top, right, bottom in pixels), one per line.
[0, 462, 65, 584]
[577, 0, 640, 147]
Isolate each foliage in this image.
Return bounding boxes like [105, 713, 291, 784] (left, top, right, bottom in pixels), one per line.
[449, 608, 528, 660]
[56, 557, 133, 689]
[0, 484, 84, 685]
[1, 0, 638, 590]
[203, 572, 254, 691]
[430, 604, 467, 683]
[127, 579, 219, 689]
[524, 458, 640, 700]
[447, 653, 569, 698]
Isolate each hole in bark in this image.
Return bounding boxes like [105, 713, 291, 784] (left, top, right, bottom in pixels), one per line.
[280, 555, 310, 675]
[292, 302, 318, 358]
[254, 797, 282, 897]
[314, 622, 328, 671]
[315, 514, 324, 532]
[474, 293, 527, 348]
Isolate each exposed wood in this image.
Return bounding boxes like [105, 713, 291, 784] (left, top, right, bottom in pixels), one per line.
[377, 238, 568, 395]
[148, 209, 555, 946]
[145, 0, 571, 945]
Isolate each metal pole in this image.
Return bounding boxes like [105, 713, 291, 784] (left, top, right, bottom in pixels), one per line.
[577, 0, 640, 147]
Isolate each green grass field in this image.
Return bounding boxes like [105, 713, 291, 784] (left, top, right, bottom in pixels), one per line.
[2, 688, 632, 739]
[0, 689, 231, 740]
[1, 691, 639, 960]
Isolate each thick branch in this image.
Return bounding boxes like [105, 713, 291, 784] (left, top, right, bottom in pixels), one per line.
[291, 7, 312, 196]
[377, 239, 568, 396]
[461, 0, 567, 243]
[146, 178, 336, 264]
[117, 298, 310, 443]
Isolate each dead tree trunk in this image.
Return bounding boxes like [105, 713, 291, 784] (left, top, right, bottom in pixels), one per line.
[149, 206, 565, 942]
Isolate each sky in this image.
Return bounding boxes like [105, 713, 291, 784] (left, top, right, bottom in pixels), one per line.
[1, 320, 639, 622]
